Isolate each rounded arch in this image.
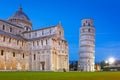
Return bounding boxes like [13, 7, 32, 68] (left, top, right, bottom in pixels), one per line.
[24, 26, 31, 31]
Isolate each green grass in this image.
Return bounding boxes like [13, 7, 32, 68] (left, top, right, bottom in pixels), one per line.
[0, 72, 120, 80]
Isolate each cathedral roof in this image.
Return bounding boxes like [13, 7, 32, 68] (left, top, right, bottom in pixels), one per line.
[0, 30, 26, 41]
[9, 7, 30, 21]
[0, 19, 23, 29]
[27, 34, 56, 41]
[0, 29, 56, 41]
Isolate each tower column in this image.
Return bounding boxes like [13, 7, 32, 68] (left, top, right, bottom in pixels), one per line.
[78, 18, 95, 72]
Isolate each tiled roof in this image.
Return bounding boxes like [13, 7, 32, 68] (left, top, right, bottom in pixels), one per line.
[27, 34, 56, 41]
[0, 30, 26, 41]
[22, 25, 57, 33]
[0, 30, 56, 41]
[0, 19, 23, 29]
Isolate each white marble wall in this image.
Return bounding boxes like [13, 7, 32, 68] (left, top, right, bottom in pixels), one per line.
[78, 19, 95, 72]
[0, 21, 68, 71]
[0, 20, 24, 35]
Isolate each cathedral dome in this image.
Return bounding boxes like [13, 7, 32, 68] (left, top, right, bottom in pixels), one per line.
[9, 7, 30, 21]
[8, 7, 32, 31]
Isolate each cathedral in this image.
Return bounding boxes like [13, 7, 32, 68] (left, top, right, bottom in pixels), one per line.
[0, 7, 69, 71]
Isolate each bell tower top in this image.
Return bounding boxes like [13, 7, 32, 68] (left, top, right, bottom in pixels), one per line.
[81, 18, 94, 27]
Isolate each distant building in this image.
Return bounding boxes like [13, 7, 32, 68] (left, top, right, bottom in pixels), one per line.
[0, 7, 69, 71]
[107, 60, 120, 71]
[109, 60, 120, 67]
[78, 18, 95, 72]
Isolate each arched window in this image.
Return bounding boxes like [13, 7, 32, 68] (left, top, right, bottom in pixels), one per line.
[1, 50, 4, 56]
[59, 31, 61, 35]
[10, 27, 12, 32]
[29, 34, 31, 38]
[19, 30, 21, 33]
[88, 29, 90, 32]
[9, 38, 11, 43]
[25, 26, 29, 31]
[88, 60, 90, 62]
[33, 41, 34, 46]
[35, 33, 37, 36]
[88, 23, 90, 26]
[50, 29, 51, 33]
[46, 40, 48, 45]
[13, 52, 15, 57]
[23, 54, 24, 58]
[3, 25, 5, 30]
[26, 27, 29, 31]
[42, 31, 44, 35]
[34, 54, 36, 60]
[22, 41, 23, 46]
[3, 36, 5, 42]
[41, 40, 43, 46]
[17, 40, 19, 45]
[83, 23, 85, 26]
[37, 41, 39, 46]
[82, 29, 85, 32]
[59, 42, 60, 45]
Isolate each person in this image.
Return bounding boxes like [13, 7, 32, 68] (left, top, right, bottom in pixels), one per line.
[63, 68, 66, 72]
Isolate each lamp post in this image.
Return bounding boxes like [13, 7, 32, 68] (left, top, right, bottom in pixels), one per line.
[108, 57, 115, 64]
[108, 57, 115, 67]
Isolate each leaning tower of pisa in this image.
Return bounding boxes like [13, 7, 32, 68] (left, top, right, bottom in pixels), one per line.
[78, 18, 95, 72]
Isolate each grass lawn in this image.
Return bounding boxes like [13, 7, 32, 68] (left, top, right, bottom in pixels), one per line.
[0, 72, 120, 80]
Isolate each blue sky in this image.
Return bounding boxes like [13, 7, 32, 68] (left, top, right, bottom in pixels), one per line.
[0, 0, 120, 62]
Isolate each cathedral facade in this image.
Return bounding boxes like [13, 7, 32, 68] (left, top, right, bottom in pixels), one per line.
[0, 7, 69, 71]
